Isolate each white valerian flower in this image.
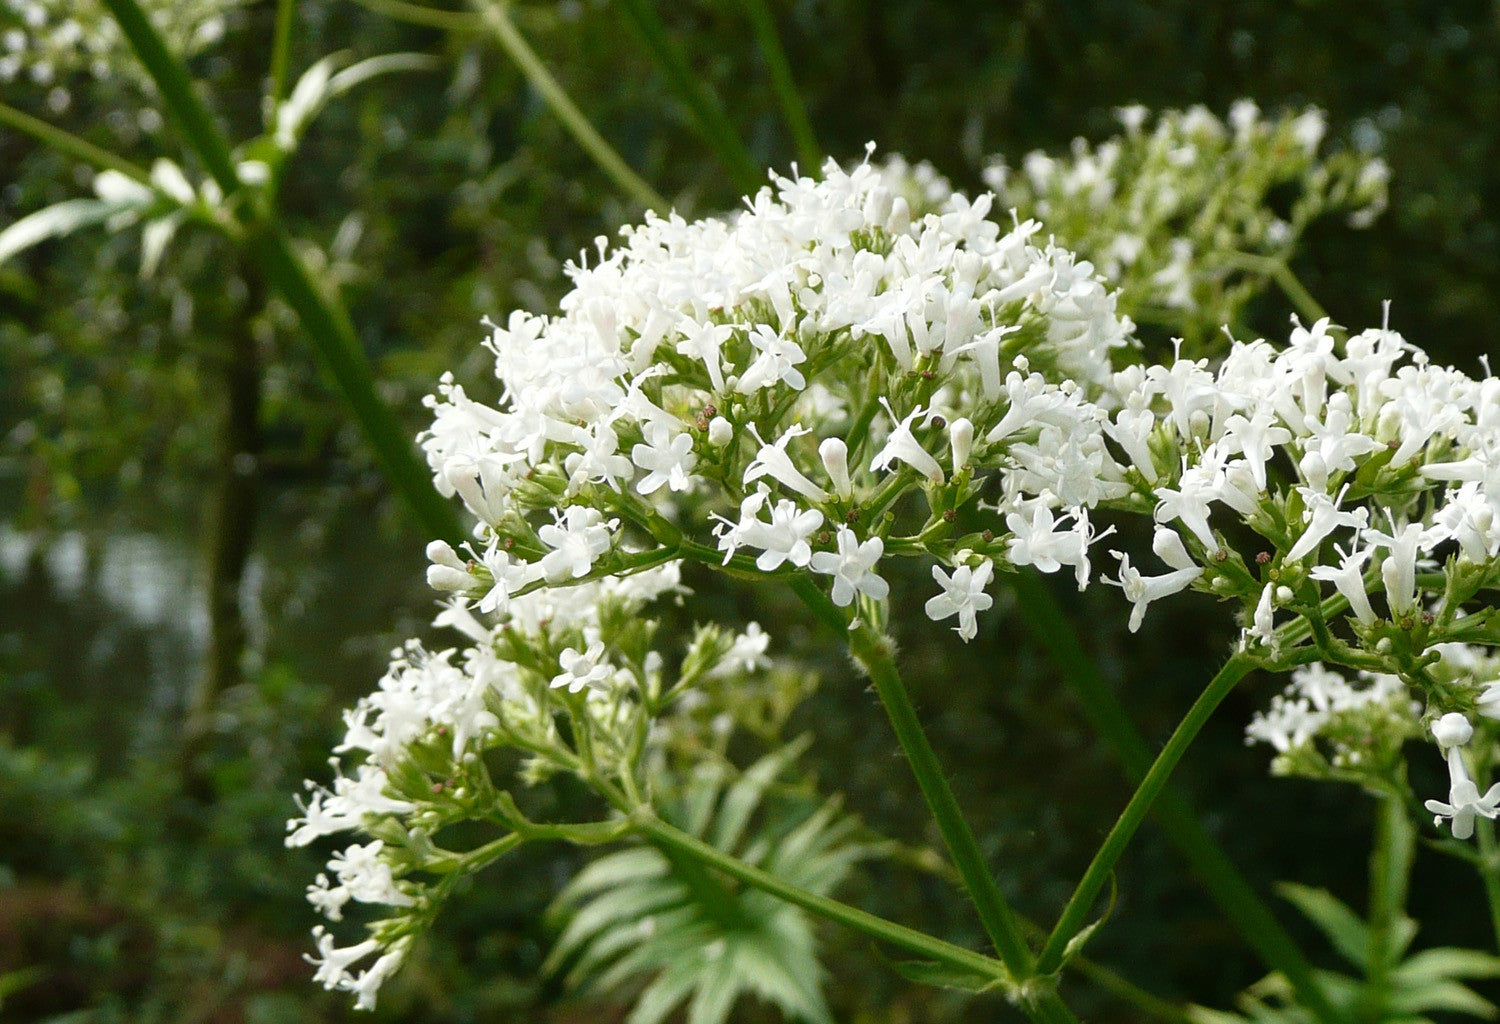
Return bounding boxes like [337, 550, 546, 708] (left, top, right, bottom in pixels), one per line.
[1308, 542, 1377, 626]
[925, 554, 994, 641]
[1108, 550, 1203, 632]
[809, 527, 889, 606]
[1432, 712, 1474, 748]
[551, 636, 616, 694]
[538, 506, 617, 582]
[737, 324, 808, 392]
[631, 421, 697, 494]
[745, 424, 830, 501]
[818, 437, 853, 500]
[870, 399, 945, 483]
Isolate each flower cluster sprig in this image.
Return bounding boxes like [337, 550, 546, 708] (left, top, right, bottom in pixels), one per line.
[285, 561, 799, 1008]
[980, 101, 1389, 345]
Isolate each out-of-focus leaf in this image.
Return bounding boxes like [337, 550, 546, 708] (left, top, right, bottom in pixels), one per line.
[0, 199, 142, 264]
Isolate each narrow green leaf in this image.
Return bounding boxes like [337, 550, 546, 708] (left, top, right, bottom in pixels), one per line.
[712, 737, 809, 853]
[552, 846, 667, 907]
[1275, 883, 1369, 970]
[882, 955, 1005, 993]
[1388, 978, 1496, 1017]
[1395, 947, 1500, 985]
[627, 958, 704, 1024]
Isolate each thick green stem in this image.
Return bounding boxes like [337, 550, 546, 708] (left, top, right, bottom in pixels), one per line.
[1012, 574, 1338, 1022]
[99, 0, 241, 195]
[740, 0, 820, 169]
[1358, 791, 1414, 1022]
[0, 101, 152, 182]
[615, 0, 763, 195]
[475, 1, 668, 213]
[101, 0, 465, 545]
[1476, 818, 1500, 952]
[1037, 650, 1256, 974]
[244, 226, 465, 543]
[269, 0, 297, 106]
[632, 810, 1013, 986]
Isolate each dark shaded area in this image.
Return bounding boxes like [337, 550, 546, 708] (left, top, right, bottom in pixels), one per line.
[1, 1, 1497, 1021]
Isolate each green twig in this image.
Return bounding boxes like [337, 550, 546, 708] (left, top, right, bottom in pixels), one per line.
[347, 0, 483, 32]
[1037, 650, 1256, 974]
[631, 810, 1015, 988]
[269, 0, 297, 106]
[740, 0, 819, 169]
[1012, 574, 1338, 1022]
[475, 1, 668, 213]
[0, 101, 152, 183]
[1223, 251, 1329, 323]
[99, 0, 241, 195]
[615, 0, 762, 195]
[102, 0, 465, 545]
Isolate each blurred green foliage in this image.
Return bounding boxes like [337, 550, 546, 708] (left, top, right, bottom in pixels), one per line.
[2, 1, 1499, 1021]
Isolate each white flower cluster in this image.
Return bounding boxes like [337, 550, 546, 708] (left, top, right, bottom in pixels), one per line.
[286, 559, 786, 1009]
[980, 101, 1389, 343]
[1, 0, 240, 109]
[1249, 646, 1500, 842]
[420, 150, 1142, 642]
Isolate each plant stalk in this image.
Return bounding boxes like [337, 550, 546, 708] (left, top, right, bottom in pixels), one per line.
[1012, 574, 1337, 1021]
[614, 0, 763, 195]
[739, 0, 820, 169]
[475, 0, 668, 213]
[0, 101, 152, 182]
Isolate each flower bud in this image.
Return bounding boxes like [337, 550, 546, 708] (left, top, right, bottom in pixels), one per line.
[819, 437, 853, 500]
[708, 416, 734, 446]
[427, 539, 466, 569]
[949, 417, 973, 470]
[1433, 712, 1474, 749]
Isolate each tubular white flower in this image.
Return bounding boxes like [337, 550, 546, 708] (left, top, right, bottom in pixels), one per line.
[809, 528, 889, 607]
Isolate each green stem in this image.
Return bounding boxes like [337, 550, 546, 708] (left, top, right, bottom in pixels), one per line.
[1359, 791, 1413, 1022]
[475, 1, 668, 213]
[631, 810, 1013, 986]
[347, 0, 483, 32]
[0, 101, 152, 182]
[244, 227, 465, 542]
[840, 625, 1037, 973]
[1476, 818, 1500, 952]
[101, 0, 465, 545]
[269, 0, 297, 106]
[1037, 650, 1256, 975]
[1224, 251, 1329, 323]
[99, 0, 241, 195]
[614, 0, 763, 195]
[1012, 574, 1338, 1022]
[739, 0, 820, 169]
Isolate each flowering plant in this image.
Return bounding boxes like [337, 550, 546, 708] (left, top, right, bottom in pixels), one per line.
[287, 128, 1500, 1022]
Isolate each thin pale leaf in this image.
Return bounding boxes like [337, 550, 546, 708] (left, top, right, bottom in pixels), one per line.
[1388, 979, 1496, 1017]
[549, 881, 686, 967]
[326, 53, 439, 99]
[686, 960, 743, 1024]
[712, 737, 810, 853]
[1396, 947, 1500, 985]
[552, 846, 668, 907]
[627, 958, 705, 1024]
[0, 199, 130, 264]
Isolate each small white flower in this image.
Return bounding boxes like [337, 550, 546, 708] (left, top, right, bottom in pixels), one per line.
[745, 424, 829, 501]
[925, 555, 994, 641]
[1433, 712, 1474, 749]
[538, 506, 616, 582]
[632, 421, 698, 495]
[870, 399, 944, 483]
[810, 528, 889, 607]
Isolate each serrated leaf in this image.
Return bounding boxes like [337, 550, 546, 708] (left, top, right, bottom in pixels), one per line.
[712, 737, 809, 852]
[1275, 883, 1369, 969]
[0, 199, 138, 264]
